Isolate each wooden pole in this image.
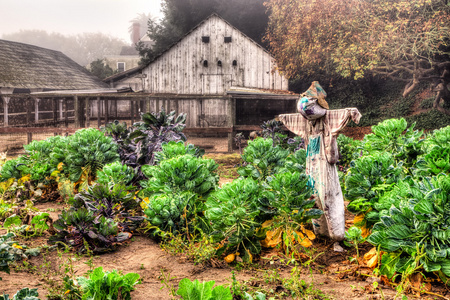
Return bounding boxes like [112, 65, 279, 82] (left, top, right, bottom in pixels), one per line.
[105, 99, 109, 124]
[53, 98, 58, 126]
[26, 97, 32, 126]
[64, 98, 68, 127]
[85, 97, 90, 128]
[3, 96, 10, 127]
[97, 97, 101, 128]
[74, 95, 80, 128]
[34, 98, 40, 124]
[227, 97, 236, 153]
[59, 99, 63, 120]
[130, 100, 134, 125]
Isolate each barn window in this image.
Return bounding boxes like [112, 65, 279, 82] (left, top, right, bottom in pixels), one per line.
[117, 62, 125, 72]
[203, 60, 208, 67]
[217, 60, 222, 67]
[224, 36, 232, 43]
[232, 60, 237, 66]
[202, 36, 210, 43]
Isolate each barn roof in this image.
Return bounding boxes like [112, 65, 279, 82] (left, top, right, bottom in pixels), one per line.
[144, 13, 270, 67]
[0, 39, 108, 91]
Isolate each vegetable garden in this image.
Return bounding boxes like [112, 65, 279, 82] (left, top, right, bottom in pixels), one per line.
[1, 108, 450, 300]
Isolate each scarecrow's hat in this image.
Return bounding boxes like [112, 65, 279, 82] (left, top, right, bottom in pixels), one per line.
[301, 81, 329, 109]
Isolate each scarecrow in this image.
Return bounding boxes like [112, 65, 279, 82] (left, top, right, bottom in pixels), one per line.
[279, 81, 361, 250]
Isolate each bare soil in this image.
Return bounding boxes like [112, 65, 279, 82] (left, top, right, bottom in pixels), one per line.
[1, 135, 448, 299]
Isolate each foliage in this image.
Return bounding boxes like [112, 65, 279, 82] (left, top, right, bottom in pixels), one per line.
[96, 162, 136, 188]
[72, 183, 143, 232]
[104, 109, 188, 182]
[63, 128, 119, 184]
[0, 157, 29, 182]
[260, 119, 287, 147]
[88, 58, 116, 80]
[265, 0, 450, 112]
[336, 134, 362, 170]
[49, 207, 131, 254]
[4, 213, 50, 237]
[130, 109, 186, 165]
[345, 152, 404, 229]
[344, 226, 366, 262]
[362, 118, 424, 168]
[0, 288, 40, 300]
[423, 147, 450, 175]
[205, 178, 263, 261]
[237, 138, 290, 181]
[282, 148, 307, 174]
[1, 233, 39, 280]
[259, 171, 321, 254]
[77, 267, 141, 300]
[143, 191, 201, 236]
[367, 175, 450, 280]
[175, 278, 233, 300]
[0, 233, 17, 278]
[141, 154, 218, 198]
[259, 171, 317, 224]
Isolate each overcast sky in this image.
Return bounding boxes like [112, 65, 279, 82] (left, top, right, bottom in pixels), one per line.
[0, 0, 163, 43]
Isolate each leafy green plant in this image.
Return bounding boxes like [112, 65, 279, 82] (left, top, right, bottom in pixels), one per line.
[362, 118, 424, 168]
[128, 108, 187, 166]
[0, 157, 29, 182]
[24, 136, 66, 184]
[344, 226, 366, 263]
[72, 183, 143, 232]
[4, 213, 50, 237]
[77, 267, 141, 300]
[143, 191, 202, 236]
[141, 154, 218, 198]
[259, 171, 321, 254]
[367, 174, 450, 281]
[49, 207, 131, 253]
[62, 128, 119, 184]
[282, 148, 307, 173]
[238, 138, 290, 181]
[0, 287, 40, 300]
[336, 134, 362, 170]
[176, 278, 233, 300]
[205, 178, 263, 261]
[1, 233, 39, 280]
[103, 109, 188, 183]
[96, 162, 136, 188]
[260, 119, 287, 147]
[345, 152, 403, 229]
[423, 147, 450, 175]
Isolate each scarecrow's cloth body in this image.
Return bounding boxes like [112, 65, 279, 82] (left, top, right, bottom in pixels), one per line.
[279, 108, 361, 241]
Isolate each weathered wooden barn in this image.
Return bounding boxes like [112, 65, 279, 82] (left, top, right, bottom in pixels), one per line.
[142, 13, 288, 94]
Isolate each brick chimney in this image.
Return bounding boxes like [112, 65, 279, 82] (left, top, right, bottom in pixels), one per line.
[132, 22, 140, 44]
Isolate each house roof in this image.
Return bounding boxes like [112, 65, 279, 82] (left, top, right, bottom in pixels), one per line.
[103, 65, 144, 83]
[144, 13, 271, 67]
[0, 39, 108, 91]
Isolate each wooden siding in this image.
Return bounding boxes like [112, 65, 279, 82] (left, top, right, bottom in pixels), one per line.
[143, 15, 288, 95]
